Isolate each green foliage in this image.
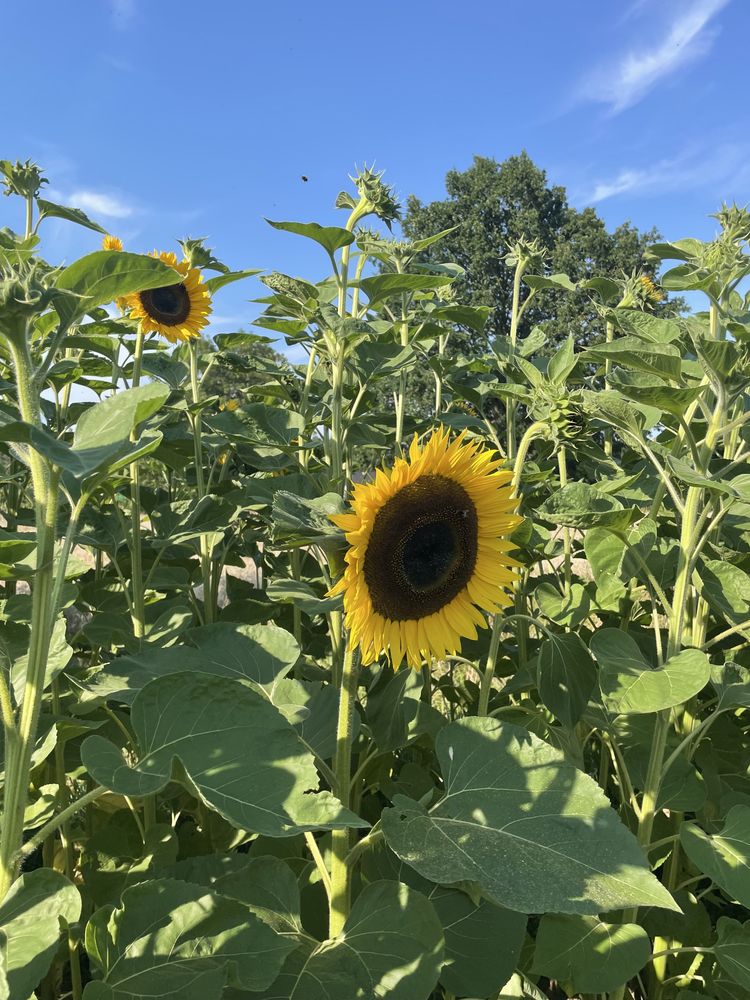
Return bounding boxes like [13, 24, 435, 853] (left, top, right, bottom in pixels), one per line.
[0, 161, 749, 1000]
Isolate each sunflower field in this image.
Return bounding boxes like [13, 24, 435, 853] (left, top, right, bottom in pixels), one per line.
[1, 157, 750, 1000]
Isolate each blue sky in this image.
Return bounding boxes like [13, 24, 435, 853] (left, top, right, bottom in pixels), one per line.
[2, 0, 747, 357]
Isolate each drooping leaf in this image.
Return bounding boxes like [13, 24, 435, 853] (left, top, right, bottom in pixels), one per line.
[56, 251, 182, 324]
[36, 197, 107, 233]
[539, 483, 638, 531]
[431, 887, 526, 998]
[83, 877, 295, 999]
[266, 219, 355, 254]
[591, 630, 711, 714]
[81, 672, 365, 836]
[536, 631, 597, 728]
[714, 917, 750, 991]
[381, 717, 678, 914]
[0, 868, 81, 1000]
[532, 914, 651, 993]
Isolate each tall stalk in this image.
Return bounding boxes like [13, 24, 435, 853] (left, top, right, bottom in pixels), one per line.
[189, 341, 214, 623]
[328, 643, 359, 936]
[0, 334, 59, 898]
[504, 261, 524, 460]
[128, 334, 146, 640]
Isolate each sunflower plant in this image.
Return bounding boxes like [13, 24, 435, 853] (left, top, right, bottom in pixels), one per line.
[1, 158, 750, 1000]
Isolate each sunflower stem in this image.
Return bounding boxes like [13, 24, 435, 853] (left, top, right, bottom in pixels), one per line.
[604, 320, 614, 457]
[329, 641, 360, 937]
[557, 446, 572, 599]
[189, 341, 214, 624]
[0, 333, 59, 899]
[129, 333, 146, 641]
[504, 259, 524, 460]
[478, 614, 503, 716]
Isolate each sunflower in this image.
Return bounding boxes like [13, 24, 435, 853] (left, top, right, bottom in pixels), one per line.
[638, 274, 663, 305]
[124, 251, 211, 343]
[102, 234, 123, 252]
[330, 427, 521, 669]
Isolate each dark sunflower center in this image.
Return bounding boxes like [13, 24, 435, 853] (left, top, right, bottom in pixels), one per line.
[363, 474, 478, 621]
[140, 283, 190, 325]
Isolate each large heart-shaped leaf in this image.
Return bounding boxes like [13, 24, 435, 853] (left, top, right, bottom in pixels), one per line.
[381, 717, 677, 915]
[591, 630, 711, 714]
[532, 914, 651, 993]
[681, 806, 750, 908]
[536, 631, 597, 728]
[252, 881, 444, 1000]
[714, 917, 750, 991]
[0, 868, 81, 999]
[85, 623, 299, 704]
[56, 250, 182, 324]
[81, 672, 364, 837]
[83, 877, 295, 999]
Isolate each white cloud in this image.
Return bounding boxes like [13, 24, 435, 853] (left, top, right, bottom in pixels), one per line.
[587, 142, 749, 203]
[583, 0, 729, 114]
[68, 190, 134, 218]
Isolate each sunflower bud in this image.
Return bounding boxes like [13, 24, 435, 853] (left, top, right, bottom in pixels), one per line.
[1, 159, 47, 200]
[549, 396, 585, 442]
[0, 260, 74, 346]
[530, 387, 586, 444]
[712, 202, 750, 243]
[352, 166, 400, 229]
[617, 270, 663, 310]
[503, 237, 548, 274]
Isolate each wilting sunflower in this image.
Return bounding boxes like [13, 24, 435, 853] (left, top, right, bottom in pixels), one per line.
[124, 251, 211, 343]
[330, 427, 521, 669]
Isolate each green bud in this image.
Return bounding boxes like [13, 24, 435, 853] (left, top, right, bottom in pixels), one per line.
[711, 202, 750, 243]
[351, 165, 400, 229]
[0, 159, 48, 200]
[503, 236, 547, 273]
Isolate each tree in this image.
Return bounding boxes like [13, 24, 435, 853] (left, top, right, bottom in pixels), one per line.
[402, 152, 672, 350]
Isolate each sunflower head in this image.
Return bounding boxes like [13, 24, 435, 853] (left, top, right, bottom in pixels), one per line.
[124, 250, 212, 343]
[329, 427, 521, 670]
[102, 234, 123, 252]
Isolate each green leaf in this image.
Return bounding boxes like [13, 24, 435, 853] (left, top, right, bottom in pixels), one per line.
[381, 717, 678, 914]
[266, 219, 355, 254]
[9, 616, 72, 702]
[609, 369, 705, 417]
[71, 382, 169, 480]
[166, 853, 303, 936]
[56, 251, 182, 324]
[36, 197, 107, 233]
[255, 881, 444, 1000]
[539, 483, 638, 531]
[84, 877, 295, 999]
[715, 917, 750, 991]
[681, 806, 750, 908]
[203, 268, 261, 295]
[531, 915, 651, 993]
[272, 491, 346, 551]
[432, 887, 526, 998]
[701, 560, 750, 624]
[266, 579, 341, 616]
[537, 631, 597, 728]
[584, 337, 683, 381]
[359, 272, 455, 306]
[547, 336, 576, 386]
[85, 622, 298, 704]
[535, 582, 590, 629]
[524, 272, 577, 291]
[81, 672, 364, 836]
[591, 630, 711, 714]
[0, 868, 81, 1000]
[612, 310, 684, 344]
